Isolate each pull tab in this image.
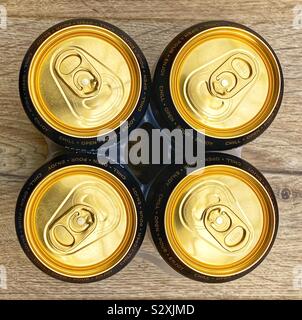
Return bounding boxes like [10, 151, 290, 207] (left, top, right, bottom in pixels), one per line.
[209, 52, 257, 99]
[54, 48, 101, 98]
[183, 50, 258, 123]
[51, 46, 125, 127]
[44, 182, 123, 255]
[203, 204, 250, 252]
[48, 204, 97, 254]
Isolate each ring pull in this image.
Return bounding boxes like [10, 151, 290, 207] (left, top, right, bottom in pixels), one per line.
[48, 204, 97, 253]
[183, 50, 258, 122]
[209, 53, 257, 99]
[203, 204, 251, 252]
[44, 182, 121, 255]
[51, 46, 124, 126]
[54, 48, 101, 98]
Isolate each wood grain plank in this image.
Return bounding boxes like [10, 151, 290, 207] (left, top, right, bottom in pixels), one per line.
[4, 0, 295, 22]
[0, 0, 301, 299]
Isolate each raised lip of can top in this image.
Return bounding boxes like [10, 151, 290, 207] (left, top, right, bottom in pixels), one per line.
[21, 164, 138, 280]
[27, 23, 141, 138]
[164, 164, 276, 278]
[169, 25, 282, 139]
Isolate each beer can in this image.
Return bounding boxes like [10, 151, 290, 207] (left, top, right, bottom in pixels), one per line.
[152, 21, 283, 150]
[20, 19, 151, 151]
[148, 153, 278, 282]
[15, 155, 146, 282]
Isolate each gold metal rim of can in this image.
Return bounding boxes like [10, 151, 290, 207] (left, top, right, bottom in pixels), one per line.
[170, 27, 281, 139]
[24, 165, 137, 279]
[164, 165, 276, 277]
[28, 25, 142, 138]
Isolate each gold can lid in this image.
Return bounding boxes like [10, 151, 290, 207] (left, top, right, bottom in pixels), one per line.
[24, 165, 137, 279]
[28, 24, 141, 138]
[165, 165, 276, 277]
[170, 26, 281, 138]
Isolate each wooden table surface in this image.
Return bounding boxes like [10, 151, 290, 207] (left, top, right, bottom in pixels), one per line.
[0, 0, 301, 300]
